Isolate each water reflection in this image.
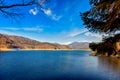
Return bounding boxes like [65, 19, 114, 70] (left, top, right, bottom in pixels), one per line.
[97, 57, 120, 80]
[0, 51, 120, 80]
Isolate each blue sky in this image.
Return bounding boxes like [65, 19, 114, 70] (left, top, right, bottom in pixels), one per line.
[0, 0, 103, 44]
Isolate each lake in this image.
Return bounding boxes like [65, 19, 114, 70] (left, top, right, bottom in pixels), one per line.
[0, 50, 120, 80]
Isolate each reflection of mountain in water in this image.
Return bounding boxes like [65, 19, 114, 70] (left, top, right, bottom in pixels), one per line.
[97, 57, 120, 80]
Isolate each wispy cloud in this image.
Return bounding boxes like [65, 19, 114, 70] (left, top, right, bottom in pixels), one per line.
[2, 27, 43, 32]
[23, 27, 43, 32]
[29, 0, 46, 15]
[68, 28, 88, 37]
[41, 8, 62, 21]
[41, 8, 51, 15]
[4, 28, 20, 30]
[29, 0, 62, 21]
[84, 32, 103, 38]
[52, 14, 62, 21]
[29, 7, 38, 15]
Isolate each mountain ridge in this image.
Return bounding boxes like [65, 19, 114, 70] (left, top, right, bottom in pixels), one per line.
[0, 34, 71, 50]
[68, 42, 89, 49]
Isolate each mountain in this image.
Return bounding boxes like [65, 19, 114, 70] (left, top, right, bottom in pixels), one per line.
[68, 42, 89, 49]
[0, 34, 70, 50]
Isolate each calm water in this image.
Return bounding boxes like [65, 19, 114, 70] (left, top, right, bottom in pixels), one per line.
[0, 50, 120, 80]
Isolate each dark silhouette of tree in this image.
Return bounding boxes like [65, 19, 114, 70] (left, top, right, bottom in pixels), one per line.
[81, 0, 120, 34]
[89, 33, 120, 56]
[89, 42, 98, 51]
[113, 34, 120, 42]
[0, 0, 46, 18]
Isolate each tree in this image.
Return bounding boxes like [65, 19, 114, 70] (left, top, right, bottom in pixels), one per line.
[113, 34, 120, 42]
[0, 0, 46, 18]
[81, 0, 120, 34]
[89, 42, 98, 51]
[89, 33, 120, 56]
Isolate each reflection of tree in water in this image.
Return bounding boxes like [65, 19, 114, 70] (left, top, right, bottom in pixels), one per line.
[97, 57, 120, 79]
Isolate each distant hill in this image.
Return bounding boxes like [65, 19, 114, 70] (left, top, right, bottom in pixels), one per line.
[0, 34, 70, 50]
[68, 42, 89, 49]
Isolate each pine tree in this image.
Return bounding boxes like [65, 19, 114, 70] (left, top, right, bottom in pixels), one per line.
[81, 0, 120, 34]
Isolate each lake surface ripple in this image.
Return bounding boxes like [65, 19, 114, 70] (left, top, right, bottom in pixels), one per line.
[0, 50, 120, 80]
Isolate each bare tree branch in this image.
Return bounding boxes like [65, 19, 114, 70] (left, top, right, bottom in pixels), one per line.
[0, 0, 46, 20]
[0, 0, 35, 9]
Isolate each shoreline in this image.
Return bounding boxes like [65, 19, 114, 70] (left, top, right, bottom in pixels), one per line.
[89, 52, 120, 62]
[0, 48, 90, 51]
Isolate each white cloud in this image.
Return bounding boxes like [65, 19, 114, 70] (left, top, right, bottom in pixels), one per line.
[84, 32, 103, 38]
[2, 27, 43, 32]
[29, 0, 46, 15]
[68, 28, 88, 37]
[29, 7, 38, 15]
[23, 27, 43, 32]
[4, 28, 19, 30]
[41, 8, 51, 15]
[41, 8, 62, 21]
[29, 0, 62, 20]
[61, 41, 73, 45]
[52, 14, 62, 21]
